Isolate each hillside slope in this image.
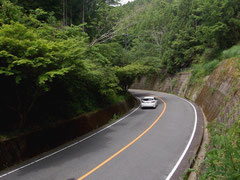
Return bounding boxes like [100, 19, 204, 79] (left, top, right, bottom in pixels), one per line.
[132, 58, 240, 124]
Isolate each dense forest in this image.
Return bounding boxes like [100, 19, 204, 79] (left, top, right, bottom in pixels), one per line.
[0, 0, 149, 131]
[0, 0, 240, 178]
[0, 0, 240, 131]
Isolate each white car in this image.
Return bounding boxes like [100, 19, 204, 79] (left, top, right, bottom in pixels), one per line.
[140, 96, 158, 109]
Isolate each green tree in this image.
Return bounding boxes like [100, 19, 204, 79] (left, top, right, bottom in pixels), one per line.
[0, 22, 88, 128]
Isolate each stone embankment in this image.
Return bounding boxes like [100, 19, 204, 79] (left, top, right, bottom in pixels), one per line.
[132, 58, 240, 124]
[131, 58, 240, 177]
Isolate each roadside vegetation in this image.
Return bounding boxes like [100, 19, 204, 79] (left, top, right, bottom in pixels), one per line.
[190, 45, 240, 85]
[200, 116, 240, 179]
[0, 0, 152, 133]
[0, 0, 240, 178]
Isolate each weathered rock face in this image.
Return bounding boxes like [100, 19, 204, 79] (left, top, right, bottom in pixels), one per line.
[132, 72, 192, 96]
[196, 58, 240, 123]
[131, 58, 240, 124]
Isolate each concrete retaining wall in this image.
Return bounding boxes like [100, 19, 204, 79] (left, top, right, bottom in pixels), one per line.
[132, 58, 240, 124]
[0, 96, 137, 170]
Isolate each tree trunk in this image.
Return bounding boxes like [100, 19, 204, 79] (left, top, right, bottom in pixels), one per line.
[82, 1, 85, 32]
[16, 89, 40, 129]
[65, 0, 68, 25]
[70, 3, 72, 25]
[63, 0, 68, 26]
[18, 111, 28, 130]
[63, 0, 65, 26]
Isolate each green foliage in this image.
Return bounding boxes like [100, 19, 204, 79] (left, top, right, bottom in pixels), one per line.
[0, 0, 23, 24]
[0, 1, 143, 131]
[210, 86, 216, 95]
[201, 117, 240, 179]
[118, 0, 240, 74]
[89, 43, 123, 66]
[190, 59, 220, 85]
[221, 44, 240, 59]
[1, 0, 240, 135]
[114, 63, 147, 90]
[0, 22, 75, 88]
[109, 113, 120, 124]
[0, 20, 91, 129]
[189, 44, 240, 86]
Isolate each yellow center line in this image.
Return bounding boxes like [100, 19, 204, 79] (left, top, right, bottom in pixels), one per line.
[78, 97, 167, 180]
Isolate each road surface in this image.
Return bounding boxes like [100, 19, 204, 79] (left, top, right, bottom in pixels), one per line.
[0, 89, 202, 180]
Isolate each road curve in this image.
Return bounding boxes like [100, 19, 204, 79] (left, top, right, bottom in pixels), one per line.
[0, 89, 203, 180]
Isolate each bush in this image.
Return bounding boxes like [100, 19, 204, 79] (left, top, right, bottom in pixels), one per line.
[200, 117, 240, 179]
[221, 44, 240, 59]
[190, 59, 220, 85]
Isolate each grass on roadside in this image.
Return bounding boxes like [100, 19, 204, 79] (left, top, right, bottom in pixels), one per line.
[200, 116, 240, 179]
[189, 59, 220, 86]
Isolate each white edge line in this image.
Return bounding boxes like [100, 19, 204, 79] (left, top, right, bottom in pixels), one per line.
[124, 89, 198, 179]
[165, 97, 198, 180]
[0, 103, 140, 178]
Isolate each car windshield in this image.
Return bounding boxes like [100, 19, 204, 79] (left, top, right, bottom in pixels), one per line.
[143, 98, 154, 101]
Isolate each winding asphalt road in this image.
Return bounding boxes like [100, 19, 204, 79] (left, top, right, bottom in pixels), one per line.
[0, 89, 202, 180]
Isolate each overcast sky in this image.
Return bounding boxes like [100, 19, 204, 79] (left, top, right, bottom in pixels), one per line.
[120, 0, 135, 5]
